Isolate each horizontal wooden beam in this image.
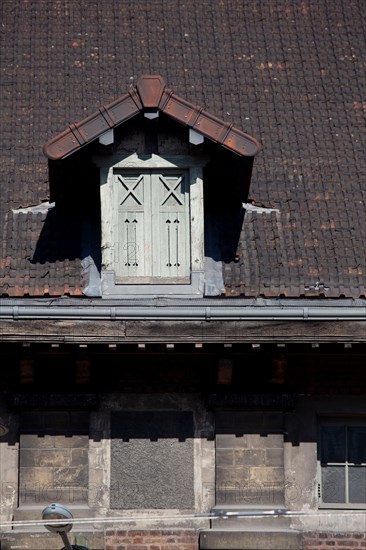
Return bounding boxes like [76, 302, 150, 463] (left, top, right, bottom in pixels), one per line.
[0, 319, 364, 343]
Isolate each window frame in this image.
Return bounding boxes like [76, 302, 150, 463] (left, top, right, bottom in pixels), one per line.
[96, 153, 207, 297]
[317, 417, 366, 510]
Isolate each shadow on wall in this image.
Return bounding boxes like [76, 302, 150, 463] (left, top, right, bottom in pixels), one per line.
[203, 147, 253, 264]
[31, 206, 83, 264]
[111, 410, 194, 441]
[30, 151, 101, 272]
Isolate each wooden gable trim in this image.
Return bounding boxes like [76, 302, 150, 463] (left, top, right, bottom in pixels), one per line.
[43, 75, 261, 161]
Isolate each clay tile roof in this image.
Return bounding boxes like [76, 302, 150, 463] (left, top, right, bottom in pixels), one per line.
[1, 0, 365, 300]
[43, 75, 261, 160]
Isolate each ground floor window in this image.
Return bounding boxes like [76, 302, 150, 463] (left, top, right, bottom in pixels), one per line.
[318, 419, 366, 509]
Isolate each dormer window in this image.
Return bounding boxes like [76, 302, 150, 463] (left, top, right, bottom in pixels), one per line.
[97, 153, 206, 296]
[42, 75, 261, 298]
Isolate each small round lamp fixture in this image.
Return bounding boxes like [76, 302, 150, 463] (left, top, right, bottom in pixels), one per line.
[42, 503, 73, 533]
[42, 503, 89, 550]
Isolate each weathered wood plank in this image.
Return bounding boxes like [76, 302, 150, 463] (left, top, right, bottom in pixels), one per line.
[126, 319, 366, 341]
[0, 319, 364, 343]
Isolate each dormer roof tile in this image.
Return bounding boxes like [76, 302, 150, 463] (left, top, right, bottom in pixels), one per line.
[43, 75, 261, 160]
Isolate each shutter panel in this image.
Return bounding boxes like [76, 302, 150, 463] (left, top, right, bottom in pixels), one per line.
[153, 172, 190, 281]
[116, 172, 149, 279]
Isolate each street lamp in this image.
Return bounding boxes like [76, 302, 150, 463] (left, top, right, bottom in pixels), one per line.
[42, 503, 74, 550]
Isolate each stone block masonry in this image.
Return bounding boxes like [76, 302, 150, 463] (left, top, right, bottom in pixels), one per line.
[18, 411, 89, 505]
[215, 411, 285, 505]
[105, 529, 198, 550]
[303, 532, 366, 549]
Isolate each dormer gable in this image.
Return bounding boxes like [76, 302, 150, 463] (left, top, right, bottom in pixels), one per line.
[43, 75, 261, 161]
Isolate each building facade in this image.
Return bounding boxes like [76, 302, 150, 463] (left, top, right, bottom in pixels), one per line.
[1, 2, 365, 549]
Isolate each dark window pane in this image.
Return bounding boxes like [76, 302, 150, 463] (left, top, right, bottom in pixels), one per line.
[321, 426, 346, 463]
[322, 466, 345, 503]
[348, 427, 366, 464]
[349, 466, 366, 504]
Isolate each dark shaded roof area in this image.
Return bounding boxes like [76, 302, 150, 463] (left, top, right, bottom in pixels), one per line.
[1, 0, 365, 298]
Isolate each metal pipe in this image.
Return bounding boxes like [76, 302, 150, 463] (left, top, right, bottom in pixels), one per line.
[0, 305, 365, 321]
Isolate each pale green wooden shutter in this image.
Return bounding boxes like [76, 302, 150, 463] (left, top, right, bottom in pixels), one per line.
[152, 172, 190, 281]
[114, 169, 190, 283]
[116, 171, 149, 279]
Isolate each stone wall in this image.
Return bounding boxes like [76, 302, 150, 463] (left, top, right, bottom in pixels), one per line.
[215, 411, 285, 505]
[18, 411, 89, 505]
[105, 529, 198, 550]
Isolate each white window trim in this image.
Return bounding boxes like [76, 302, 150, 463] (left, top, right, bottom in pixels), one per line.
[95, 153, 207, 297]
[317, 418, 366, 510]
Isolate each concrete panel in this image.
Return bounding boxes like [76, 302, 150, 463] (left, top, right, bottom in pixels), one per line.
[111, 411, 194, 509]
